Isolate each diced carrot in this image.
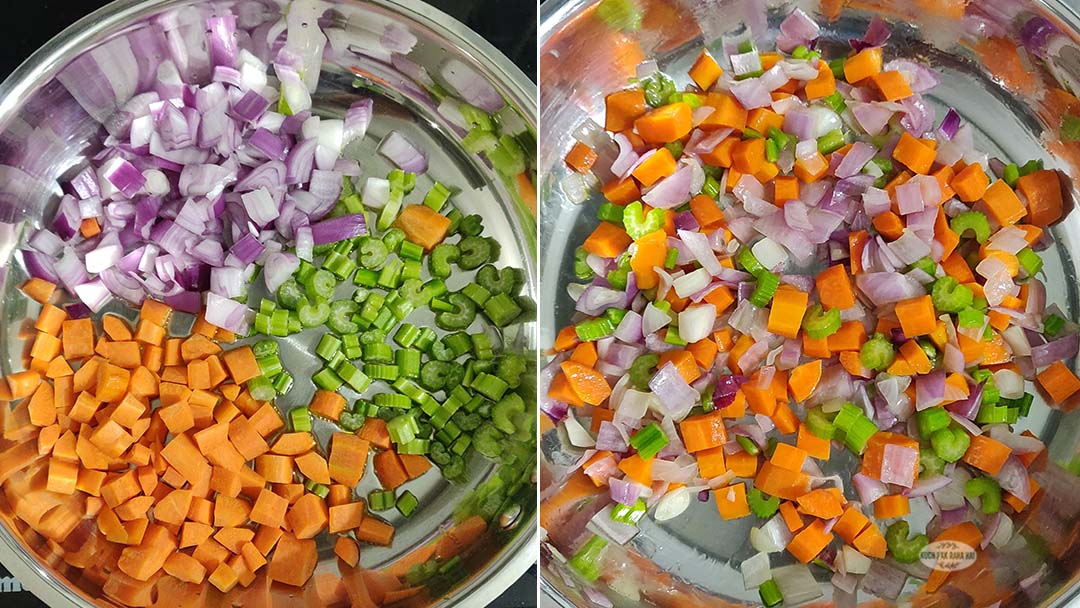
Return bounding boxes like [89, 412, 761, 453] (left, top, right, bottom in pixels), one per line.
[179, 334, 219, 362]
[164, 552, 207, 584]
[399, 454, 432, 480]
[295, 451, 331, 486]
[372, 450, 409, 490]
[701, 92, 747, 131]
[328, 433, 370, 488]
[355, 518, 395, 546]
[160, 432, 211, 485]
[308, 389, 346, 422]
[754, 461, 811, 500]
[781, 501, 807, 535]
[600, 177, 641, 206]
[115, 496, 155, 521]
[142, 345, 163, 373]
[948, 162, 989, 202]
[133, 319, 166, 346]
[1017, 169, 1064, 226]
[983, 184, 1029, 233]
[208, 561, 239, 593]
[815, 264, 855, 310]
[827, 321, 867, 352]
[852, 523, 887, 558]
[635, 102, 692, 144]
[895, 295, 937, 337]
[892, 132, 936, 174]
[46, 457, 79, 495]
[796, 423, 830, 460]
[80, 218, 103, 238]
[962, 434, 1012, 475]
[559, 360, 611, 406]
[96, 362, 130, 402]
[731, 138, 767, 175]
[766, 286, 808, 339]
[61, 318, 95, 360]
[582, 221, 633, 259]
[773, 403, 799, 436]
[1038, 361, 1080, 404]
[248, 402, 284, 437]
[843, 47, 883, 83]
[771, 442, 807, 472]
[617, 454, 653, 486]
[796, 488, 844, 519]
[873, 494, 910, 519]
[743, 383, 777, 417]
[872, 211, 905, 240]
[136, 299, 171, 326]
[715, 482, 750, 520]
[787, 519, 834, 563]
[213, 495, 252, 528]
[870, 70, 913, 101]
[605, 89, 647, 132]
[330, 501, 367, 534]
[787, 360, 822, 403]
[117, 523, 177, 581]
[689, 194, 725, 230]
[221, 346, 260, 384]
[20, 278, 56, 304]
[696, 445, 727, 478]
[286, 493, 329, 539]
[394, 204, 452, 251]
[632, 146, 677, 186]
[678, 411, 727, 453]
[90, 420, 134, 459]
[686, 338, 719, 371]
[804, 60, 836, 99]
[630, 229, 669, 290]
[801, 333, 831, 359]
[689, 48, 723, 90]
[565, 141, 598, 173]
[833, 505, 871, 543]
[899, 339, 932, 374]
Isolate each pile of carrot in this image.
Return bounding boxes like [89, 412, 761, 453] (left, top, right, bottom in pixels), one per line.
[0, 279, 413, 605]
[545, 8, 1073, 603]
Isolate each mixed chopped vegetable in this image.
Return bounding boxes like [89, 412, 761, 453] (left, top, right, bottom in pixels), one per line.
[544, 9, 1074, 605]
[1, 0, 534, 604]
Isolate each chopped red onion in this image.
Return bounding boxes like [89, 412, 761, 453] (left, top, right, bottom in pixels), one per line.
[879, 443, 919, 488]
[730, 78, 772, 110]
[648, 362, 698, 419]
[852, 473, 888, 504]
[778, 8, 820, 51]
[73, 279, 113, 313]
[851, 102, 894, 136]
[101, 157, 147, 198]
[938, 107, 961, 139]
[904, 475, 952, 497]
[834, 142, 876, 178]
[850, 15, 891, 51]
[642, 164, 692, 209]
[915, 371, 946, 411]
[440, 57, 504, 113]
[608, 477, 643, 506]
[378, 130, 428, 174]
[21, 250, 59, 283]
[1031, 333, 1079, 368]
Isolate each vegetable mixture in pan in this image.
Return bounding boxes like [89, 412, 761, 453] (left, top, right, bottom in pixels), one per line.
[544, 9, 1073, 606]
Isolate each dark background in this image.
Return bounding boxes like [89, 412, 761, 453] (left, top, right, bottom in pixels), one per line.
[0, 0, 536, 606]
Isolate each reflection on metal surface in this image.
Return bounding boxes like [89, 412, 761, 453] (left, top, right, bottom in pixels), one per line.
[0, 0, 536, 607]
[539, 0, 1080, 606]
